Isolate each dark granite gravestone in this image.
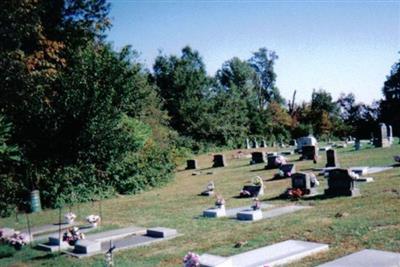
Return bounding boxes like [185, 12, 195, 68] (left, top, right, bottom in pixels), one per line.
[373, 123, 390, 148]
[265, 155, 279, 169]
[301, 145, 318, 160]
[186, 159, 198, 170]
[279, 164, 295, 177]
[212, 154, 226, 168]
[251, 152, 266, 164]
[291, 172, 318, 196]
[240, 185, 262, 197]
[354, 139, 361, 150]
[326, 149, 338, 167]
[260, 140, 267, 148]
[324, 168, 360, 197]
[289, 139, 297, 146]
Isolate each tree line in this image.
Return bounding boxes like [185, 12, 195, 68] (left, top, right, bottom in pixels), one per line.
[0, 0, 398, 217]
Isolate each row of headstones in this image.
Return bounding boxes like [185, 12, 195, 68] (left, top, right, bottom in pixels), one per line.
[186, 154, 227, 170]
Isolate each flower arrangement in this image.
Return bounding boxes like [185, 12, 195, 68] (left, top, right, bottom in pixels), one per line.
[64, 212, 77, 224]
[251, 198, 261, 210]
[183, 251, 200, 267]
[6, 232, 29, 250]
[288, 188, 304, 200]
[275, 155, 287, 166]
[86, 215, 101, 227]
[252, 176, 263, 186]
[215, 195, 225, 208]
[63, 227, 85, 245]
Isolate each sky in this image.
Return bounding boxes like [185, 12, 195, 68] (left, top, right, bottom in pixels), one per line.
[106, 0, 400, 104]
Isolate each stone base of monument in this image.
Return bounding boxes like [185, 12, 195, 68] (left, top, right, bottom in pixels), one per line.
[201, 190, 214, 196]
[316, 249, 400, 267]
[203, 207, 226, 218]
[237, 209, 263, 221]
[324, 188, 360, 197]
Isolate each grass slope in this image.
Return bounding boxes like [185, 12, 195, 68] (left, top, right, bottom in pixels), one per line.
[0, 141, 399, 267]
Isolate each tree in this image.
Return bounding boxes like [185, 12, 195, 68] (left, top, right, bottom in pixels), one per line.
[153, 46, 212, 141]
[248, 48, 283, 109]
[381, 57, 400, 136]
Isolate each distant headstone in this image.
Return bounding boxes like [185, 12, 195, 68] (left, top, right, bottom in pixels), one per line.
[291, 172, 319, 196]
[236, 209, 263, 221]
[146, 227, 177, 238]
[265, 155, 279, 169]
[354, 139, 361, 151]
[212, 154, 226, 168]
[289, 139, 297, 146]
[374, 123, 391, 148]
[252, 138, 259, 148]
[279, 164, 295, 177]
[301, 145, 318, 160]
[325, 168, 360, 197]
[250, 151, 266, 164]
[260, 140, 267, 148]
[186, 159, 198, 170]
[387, 125, 393, 144]
[245, 138, 250, 149]
[326, 149, 338, 167]
[240, 185, 262, 197]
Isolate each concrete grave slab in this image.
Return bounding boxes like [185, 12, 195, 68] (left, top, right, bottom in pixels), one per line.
[262, 205, 310, 220]
[317, 249, 400, 267]
[0, 228, 15, 239]
[200, 254, 233, 267]
[74, 239, 101, 254]
[25, 222, 76, 237]
[225, 203, 274, 217]
[200, 240, 329, 267]
[66, 227, 180, 258]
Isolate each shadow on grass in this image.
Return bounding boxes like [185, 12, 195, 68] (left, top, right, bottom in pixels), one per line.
[31, 251, 60, 261]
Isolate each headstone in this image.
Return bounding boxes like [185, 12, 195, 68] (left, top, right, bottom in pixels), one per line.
[291, 172, 319, 196]
[73, 240, 101, 254]
[236, 209, 263, 221]
[387, 125, 393, 144]
[374, 123, 390, 147]
[325, 168, 360, 197]
[240, 185, 263, 197]
[301, 145, 318, 160]
[354, 139, 361, 150]
[326, 149, 338, 167]
[260, 140, 267, 148]
[289, 139, 297, 146]
[265, 155, 284, 169]
[146, 227, 177, 238]
[201, 181, 215, 196]
[250, 151, 266, 164]
[279, 164, 295, 177]
[252, 138, 259, 148]
[212, 154, 226, 168]
[203, 206, 226, 218]
[280, 151, 294, 155]
[245, 138, 250, 149]
[186, 159, 198, 170]
[316, 249, 400, 267]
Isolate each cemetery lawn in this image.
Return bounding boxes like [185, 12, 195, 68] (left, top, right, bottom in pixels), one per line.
[0, 141, 399, 267]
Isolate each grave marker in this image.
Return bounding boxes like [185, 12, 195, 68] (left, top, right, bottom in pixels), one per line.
[325, 149, 338, 167]
[212, 154, 226, 168]
[250, 151, 266, 164]
[325, 168, 360, 197]
[186, 159, 198, 170]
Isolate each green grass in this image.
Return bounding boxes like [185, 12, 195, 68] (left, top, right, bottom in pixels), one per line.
[0, 140, 399, 267]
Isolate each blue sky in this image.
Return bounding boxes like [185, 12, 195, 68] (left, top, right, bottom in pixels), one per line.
[106, 0, 400, 104]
